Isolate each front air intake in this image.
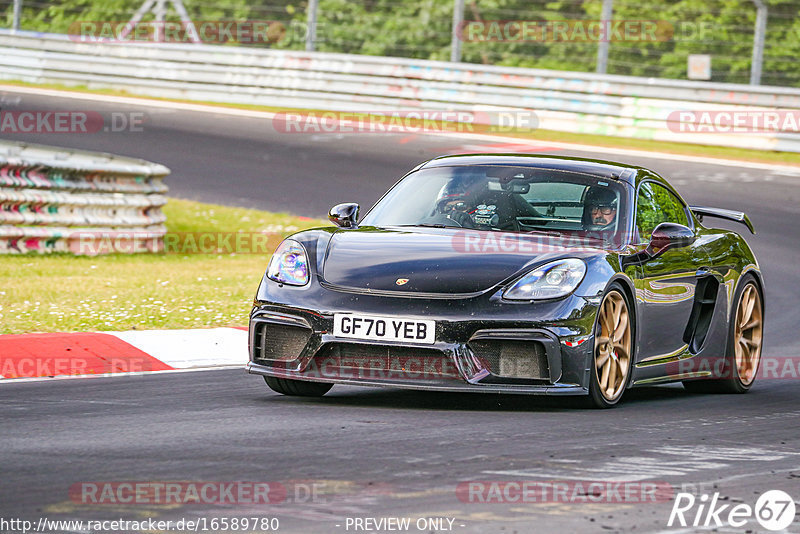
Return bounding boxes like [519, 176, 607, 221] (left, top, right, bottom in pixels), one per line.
[252, 321, 311, 362]
[313, 343, 460, 380]
[468, 339, 549, 380]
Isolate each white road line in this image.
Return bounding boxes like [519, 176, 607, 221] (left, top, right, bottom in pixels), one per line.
[427, 131, 800, 175]
[483, 445, 800, 482]
[0, 84, 280, 118]
[695, 465, 800, 488]
[109, 327, 248, 368]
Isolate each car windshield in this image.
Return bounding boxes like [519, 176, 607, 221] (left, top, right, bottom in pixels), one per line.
[361, 165, 629, 242]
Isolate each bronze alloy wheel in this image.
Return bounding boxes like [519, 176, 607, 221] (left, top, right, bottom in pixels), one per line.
[733, 282, 763, 386]
[594, 290, 633, 403]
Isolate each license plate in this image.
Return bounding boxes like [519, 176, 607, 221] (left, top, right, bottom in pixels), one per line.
[333, 314, 436, 345]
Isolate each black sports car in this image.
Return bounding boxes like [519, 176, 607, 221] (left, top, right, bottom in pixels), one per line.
[246, 154, 764, 407]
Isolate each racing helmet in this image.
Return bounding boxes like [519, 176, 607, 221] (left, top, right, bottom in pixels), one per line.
[582, 186, 618, 228]
[435, 175, 481, 215]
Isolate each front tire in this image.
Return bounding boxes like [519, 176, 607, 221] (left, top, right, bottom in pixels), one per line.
[264, 376, 333, 397]
[683, 275, 763, 394]
[588, 284, 634, 408]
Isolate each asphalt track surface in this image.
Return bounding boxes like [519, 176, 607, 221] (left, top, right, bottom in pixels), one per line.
[2, 88, 800, 533]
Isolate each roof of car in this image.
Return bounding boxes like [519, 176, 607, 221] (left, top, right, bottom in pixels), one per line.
[420, 153, 645, 185]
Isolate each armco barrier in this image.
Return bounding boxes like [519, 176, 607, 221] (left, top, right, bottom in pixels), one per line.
[0, 140, 169, 254]
[1, 30, 800, 151]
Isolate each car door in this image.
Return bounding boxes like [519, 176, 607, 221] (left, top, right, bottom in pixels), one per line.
[633, 180, 710, 364]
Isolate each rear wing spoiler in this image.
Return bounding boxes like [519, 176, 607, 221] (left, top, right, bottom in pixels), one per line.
[690, 206, 755, 234]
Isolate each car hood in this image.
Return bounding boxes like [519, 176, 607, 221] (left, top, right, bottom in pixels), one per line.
[320, 226, 597, 294]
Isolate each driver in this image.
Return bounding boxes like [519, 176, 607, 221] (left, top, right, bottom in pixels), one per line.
[433, 177, 480, 227]
[583, 186, 618, 230]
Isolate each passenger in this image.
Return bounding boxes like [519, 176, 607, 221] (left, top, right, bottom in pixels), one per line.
[583, 186, 618, 231]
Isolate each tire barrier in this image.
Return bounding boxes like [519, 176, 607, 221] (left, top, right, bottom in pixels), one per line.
[2, 30, 800, 152]
[0, 140, 169, 254]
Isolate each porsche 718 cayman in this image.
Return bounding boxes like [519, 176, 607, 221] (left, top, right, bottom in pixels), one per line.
[246, 154, 764, 408]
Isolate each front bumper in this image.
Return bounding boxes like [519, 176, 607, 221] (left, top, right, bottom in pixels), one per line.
[246, 287, 600, 395]
[246, 361, 586, 395]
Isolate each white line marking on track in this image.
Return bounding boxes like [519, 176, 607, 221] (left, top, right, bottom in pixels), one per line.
[109, 327, 248, 368]
[426, 131, 800, 175]
[484, 445, 800, 482]
[0, 84, 280, 118]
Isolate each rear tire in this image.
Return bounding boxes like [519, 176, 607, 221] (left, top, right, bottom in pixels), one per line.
[682, 275, 763, 394]
[587, 283, 635, 408]
[264, 376, 333, 397]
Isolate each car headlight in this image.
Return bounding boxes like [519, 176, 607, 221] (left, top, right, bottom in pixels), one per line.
[503, 258, 586, 300]
[267, 239, 310, 286]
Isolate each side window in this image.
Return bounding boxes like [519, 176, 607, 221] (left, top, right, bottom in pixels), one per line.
[636, 182, 689, 240]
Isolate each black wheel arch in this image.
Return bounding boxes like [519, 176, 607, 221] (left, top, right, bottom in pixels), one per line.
[605, 274, 638, 344]
[736, 267, 765, 313]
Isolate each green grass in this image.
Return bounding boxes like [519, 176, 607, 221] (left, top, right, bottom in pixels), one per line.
[3, 80, 800, 167]
[0, 199, 326, 334]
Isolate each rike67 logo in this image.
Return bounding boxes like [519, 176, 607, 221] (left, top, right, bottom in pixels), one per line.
[668, 489, 796, 531]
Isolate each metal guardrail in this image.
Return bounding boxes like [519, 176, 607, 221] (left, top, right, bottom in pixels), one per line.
[0, 140, 169, 254]
[1, 30, 800, 152]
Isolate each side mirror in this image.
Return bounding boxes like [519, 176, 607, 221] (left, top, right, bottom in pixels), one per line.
[622, 222, 695, 269]
[646, 222, 695, 256]
[328, 203, 360, 228]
